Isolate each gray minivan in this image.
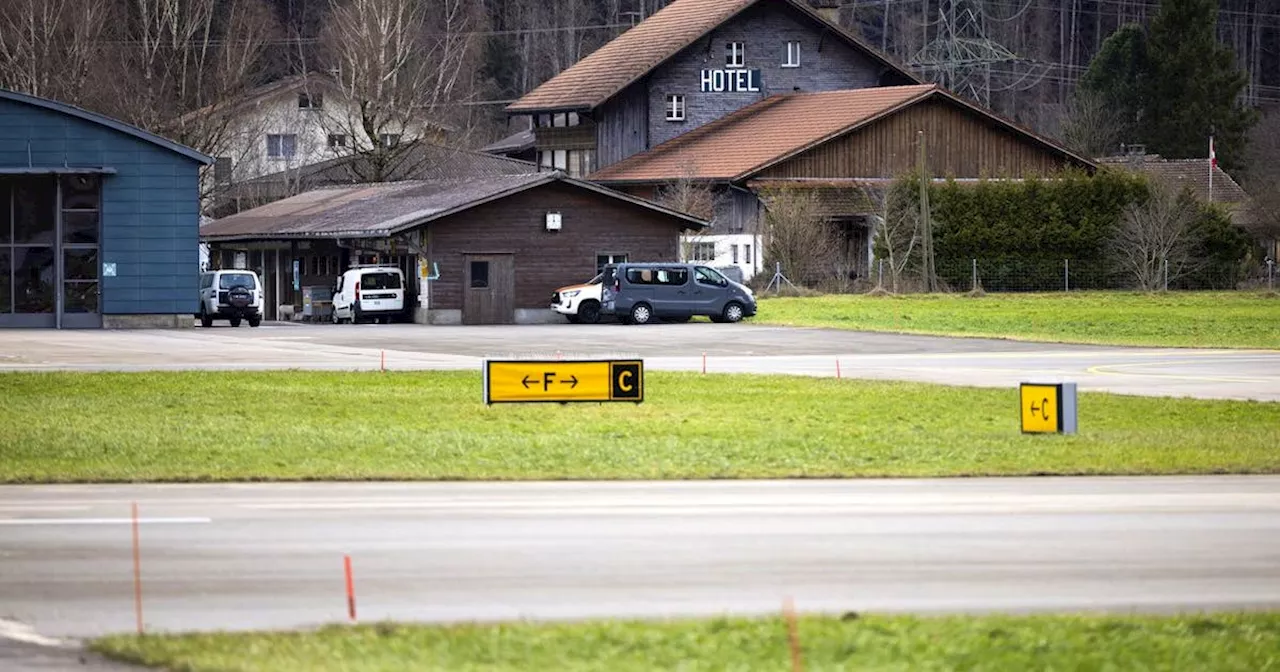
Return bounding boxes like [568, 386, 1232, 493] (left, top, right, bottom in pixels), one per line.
[600, 262, 757, 325]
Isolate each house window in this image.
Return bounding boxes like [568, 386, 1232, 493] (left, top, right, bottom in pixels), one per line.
[784, 41, 801, 67]
[266, 134, 297, 159]
[596, 253, 628, 275]
[298, 93, 323, 110]
[691, 241, 716, 262]
[328, 134, 348, 149]
[665, 94, 686, 122]
[469, 261, 489, 289]
[731, 244, 739, 264]
[744, 244, 753, 264]
[379, 133, 401, 148]
[726, 42, 745, 68]
[213, 156, 232, 185]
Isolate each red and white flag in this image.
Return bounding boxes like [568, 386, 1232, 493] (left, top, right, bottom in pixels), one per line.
[1209, 136, 1217, 168]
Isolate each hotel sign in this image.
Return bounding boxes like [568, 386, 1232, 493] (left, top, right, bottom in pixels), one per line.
[700, 68, 763, 93]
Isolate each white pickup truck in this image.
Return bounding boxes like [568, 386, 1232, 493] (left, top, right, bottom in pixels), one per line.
[550, 274, 604, 324]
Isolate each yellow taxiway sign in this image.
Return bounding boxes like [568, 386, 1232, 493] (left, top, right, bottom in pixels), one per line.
[484, 360, 643, 404]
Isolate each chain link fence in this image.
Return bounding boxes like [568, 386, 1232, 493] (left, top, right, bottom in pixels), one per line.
[762, 258, 1278, 295]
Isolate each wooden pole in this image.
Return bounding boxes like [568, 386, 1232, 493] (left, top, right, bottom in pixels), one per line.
[784, 596, 803, 672]
[344, 555, 357, 622]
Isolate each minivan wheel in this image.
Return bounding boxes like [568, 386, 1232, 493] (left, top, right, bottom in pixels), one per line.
[630, 303, 653, 325]
[722, 302, 745, 323]
[577, 300, 601, 324]
[248, 316, 261, 328]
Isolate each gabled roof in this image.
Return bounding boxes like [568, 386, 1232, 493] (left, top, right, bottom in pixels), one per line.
[171, 75, 329, 128]
[0, 88, 212, 164]
[222, 142, 539, 198]
[1096, 154, 1251, 205]
[505, 0, 919, 114]
[201, 172, 706, 241]
[589, 84, 1095, 183]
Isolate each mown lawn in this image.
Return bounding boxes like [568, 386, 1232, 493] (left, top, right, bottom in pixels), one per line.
[1, 370, 1276, 482]
[755, 291, 1280, 349]
[93, 612, 1280, 672]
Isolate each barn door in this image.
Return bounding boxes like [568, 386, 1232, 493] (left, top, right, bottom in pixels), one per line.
[462, 254, 514, 325]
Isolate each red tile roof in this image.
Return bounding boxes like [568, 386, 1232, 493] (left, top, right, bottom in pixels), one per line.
[589, 85, 938, 182]
[506, 0, 918, 113]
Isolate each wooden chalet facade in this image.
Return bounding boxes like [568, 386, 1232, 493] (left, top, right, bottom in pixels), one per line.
[590, 84, 1097, 280]
[502, 0, 919, 176]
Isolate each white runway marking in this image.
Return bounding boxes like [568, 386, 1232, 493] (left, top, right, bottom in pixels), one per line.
[0, 517, 212, 526]
[0, 619, 68, 648]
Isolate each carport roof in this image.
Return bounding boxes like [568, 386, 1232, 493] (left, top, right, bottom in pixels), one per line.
[200, 172, 706, 242]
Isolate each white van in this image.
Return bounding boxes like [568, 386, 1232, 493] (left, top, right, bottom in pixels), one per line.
[551, 273, 604, 323]
[332, 266, 406, 324]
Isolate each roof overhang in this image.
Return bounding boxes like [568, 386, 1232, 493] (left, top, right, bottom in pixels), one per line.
[0, 166, 118, 175]
[506, 0, 920, 115]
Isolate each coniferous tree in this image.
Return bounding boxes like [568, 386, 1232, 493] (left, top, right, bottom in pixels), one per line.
[1142, 0, 1256, 170]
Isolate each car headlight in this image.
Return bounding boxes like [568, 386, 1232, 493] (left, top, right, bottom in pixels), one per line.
[561, 290, 580, 299]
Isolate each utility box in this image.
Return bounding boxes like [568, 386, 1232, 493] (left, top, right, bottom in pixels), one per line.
[302, 285, 333, 322]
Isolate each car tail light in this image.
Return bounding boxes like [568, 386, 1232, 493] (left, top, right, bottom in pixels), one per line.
[612, 278, 620, 292]
[355, 281, 361, 302]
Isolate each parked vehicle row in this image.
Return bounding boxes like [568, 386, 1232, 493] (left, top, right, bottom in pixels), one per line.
[552, 262, 757, 325]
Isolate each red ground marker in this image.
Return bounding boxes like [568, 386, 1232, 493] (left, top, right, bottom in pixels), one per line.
[344, 555, 356, 622]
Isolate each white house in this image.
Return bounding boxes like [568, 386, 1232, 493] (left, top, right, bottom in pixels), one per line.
[176, 76, 444, 207]
[680, 232, 765, 282]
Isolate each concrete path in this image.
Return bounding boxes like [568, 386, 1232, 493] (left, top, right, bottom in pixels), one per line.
[1, 477, 1277, 638]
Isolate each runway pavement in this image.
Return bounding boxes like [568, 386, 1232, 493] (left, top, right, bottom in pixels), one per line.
[0, 323, 1277, 400]
[1, 477, 1278, 638]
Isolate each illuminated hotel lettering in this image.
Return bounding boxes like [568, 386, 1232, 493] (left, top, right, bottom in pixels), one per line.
[699, 69, 763, 93]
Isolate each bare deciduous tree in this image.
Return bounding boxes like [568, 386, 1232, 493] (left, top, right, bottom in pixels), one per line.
[322, 0, 478, 182]
[875, 176, 923, 293]
[1061, 87, 1129, 158]
[757, 185, 837, 288]
[1113, 180, 1201, 290]
[1243, 110, 1280, 262]
[0, 0, 111, 106]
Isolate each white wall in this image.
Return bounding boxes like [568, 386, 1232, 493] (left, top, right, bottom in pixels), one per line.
[680, 233, 764, 281]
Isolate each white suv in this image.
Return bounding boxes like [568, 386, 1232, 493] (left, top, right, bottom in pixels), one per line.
[197, 269, 263, 328]
[332, 266, 406, 324]
[551, 274, 604, 324]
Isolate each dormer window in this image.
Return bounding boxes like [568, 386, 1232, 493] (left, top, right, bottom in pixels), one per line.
[726, 42, 745, 68]
[298, 93, 323, 110]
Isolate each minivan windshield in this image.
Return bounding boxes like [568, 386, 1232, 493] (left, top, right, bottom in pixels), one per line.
[362, 271, 402, 290]
[218, 273, 256, 290]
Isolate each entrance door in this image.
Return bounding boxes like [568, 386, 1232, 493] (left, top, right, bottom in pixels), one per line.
[462, 254, 514, 325]
[59, 175, 102, 329]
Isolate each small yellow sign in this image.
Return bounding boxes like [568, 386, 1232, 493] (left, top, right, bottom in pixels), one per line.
[1020, 383, 1061, 433]
[485, 360, 643, 404]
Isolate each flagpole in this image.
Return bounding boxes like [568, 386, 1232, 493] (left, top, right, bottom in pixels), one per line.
[1208, 136, 1214, 203]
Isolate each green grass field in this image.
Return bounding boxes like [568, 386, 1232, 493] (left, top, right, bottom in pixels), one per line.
[2, 371, 1276, 482]
[755, 291, 1280, 349]
[93, 612, 1280, 672]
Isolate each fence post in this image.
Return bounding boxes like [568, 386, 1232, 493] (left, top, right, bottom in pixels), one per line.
[1268, 259, 1275, 291]
[878, 259, 884, 288]
[1064, 259, 1069, 292]
[970, 259, 977, 292]
[1163, 258, 1169, 291]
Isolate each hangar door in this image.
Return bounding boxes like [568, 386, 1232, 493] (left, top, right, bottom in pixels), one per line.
[462, 254, 514, 325]
[0, 175, 102, 329]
